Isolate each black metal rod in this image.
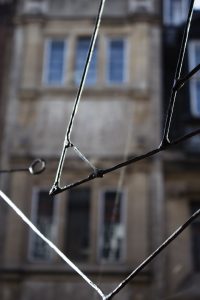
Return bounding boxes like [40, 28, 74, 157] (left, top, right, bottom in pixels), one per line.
[161, 0, 195, 145]
[50, 129, 200, 195]
[105, 208, 200, 299]
[175, 63, 200, 90]
[0, 158, 46, 175]
[50, 0, 106, 196]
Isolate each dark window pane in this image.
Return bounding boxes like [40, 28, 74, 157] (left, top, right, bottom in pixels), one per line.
[31, 191, 54, 260]
[196, 81, 200, 114]
[66, 188, 91, 261]
[195, 43, 200, 64]
[101, 191, 124, 262]
[47, 40, 65, 84]
[108, 39, 125, 83]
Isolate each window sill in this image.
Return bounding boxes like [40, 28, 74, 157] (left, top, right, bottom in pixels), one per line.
[19, 86, 151, 100]
[0, 263, 151, 281]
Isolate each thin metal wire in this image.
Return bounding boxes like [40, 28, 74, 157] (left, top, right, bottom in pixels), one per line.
[50, 0, 199, 196]
[50, 0, 106, 196]
[175, 63, 200, 91]
[104, 207, 200, 300]
[161, 0, 195, 146]
[73, 146, 97, 171]
[4, 0, 196, 299]
[0, 158, 46, 175]
[50, 129, 200, 194]
[1, 192, 200, 300]
[0, 190, 105, 300]
[94, 110, 133, 293]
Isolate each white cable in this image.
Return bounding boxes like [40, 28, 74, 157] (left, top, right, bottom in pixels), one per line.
[0, 190, 105, 299]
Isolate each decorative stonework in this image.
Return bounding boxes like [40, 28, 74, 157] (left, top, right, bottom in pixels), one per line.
[128, 0, 153, 13]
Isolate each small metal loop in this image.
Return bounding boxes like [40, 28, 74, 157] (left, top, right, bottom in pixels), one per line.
[28, 158, 46, 175]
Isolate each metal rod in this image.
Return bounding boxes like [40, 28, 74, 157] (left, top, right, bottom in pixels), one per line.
[161, 0, 195, 145]
[0, 190, 105, 300]
[50, 0, 107, 195]
[0, 158, 46, 175]
[50, 129, 200, 195]
[105, 208, 200, 299]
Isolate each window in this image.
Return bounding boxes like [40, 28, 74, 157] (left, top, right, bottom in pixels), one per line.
[184, 126, 200, 153]
[188, 41, 200, 117]
[99, 190, 125, 262]
[29, 190, 56, 261]
[107, 38, 126, 84]
[190, 202, 200, 272]
[164, 0, 188, 25]
[43, 39, 66, 85]
[75, 37, 97, 85]
[65, 188, 91, 261]
[194, 1, 200, 10]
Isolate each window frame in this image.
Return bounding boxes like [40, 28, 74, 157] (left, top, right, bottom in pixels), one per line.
[28, 187, 59, 262]
[163, 0, 189, 26]
[98, 188, 126, 263]
[106, 37, 128, 85]
[188, 40, 200, 118]
[42, 38, 67, 87]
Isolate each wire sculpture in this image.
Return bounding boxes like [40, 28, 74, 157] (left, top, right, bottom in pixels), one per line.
[50, 0, 106, 196]
[1, 189, 200, 300]
[0, 190, 104, 299]
[50, 0, 200, 196]
[0, 158, 46, 175]
[0, 0, 200, 300]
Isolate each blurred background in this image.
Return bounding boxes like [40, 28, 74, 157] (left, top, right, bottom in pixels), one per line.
[0, 0, 200, 299]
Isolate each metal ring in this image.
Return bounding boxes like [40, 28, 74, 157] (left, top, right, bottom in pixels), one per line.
[28, 158, 46, 175]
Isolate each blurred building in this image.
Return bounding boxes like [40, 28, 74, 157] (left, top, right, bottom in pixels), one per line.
[0, 0, 17, 267]
[0, 0, 172, 299]
[162, 0, 200, 299]
[0, 0, 16, 157]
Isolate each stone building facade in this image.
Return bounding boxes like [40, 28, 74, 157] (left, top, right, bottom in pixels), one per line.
[0, 0, 15, 157]
[0, 0, 175, 300]
[0, 0, 17, 265]
[162, 1, 200, 299]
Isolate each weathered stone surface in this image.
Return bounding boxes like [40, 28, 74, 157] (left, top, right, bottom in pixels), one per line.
[13, 98, 134, 157]
[0, 1, 164, 300]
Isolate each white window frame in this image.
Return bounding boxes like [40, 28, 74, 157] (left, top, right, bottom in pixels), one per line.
[164, 0, 188, 25]
[188, 40, 200, 117]
[42, 38, 67, 86]
[106, 37, 128, 85]
[98, 188, 126, 263]
[28, 187, 59, 262]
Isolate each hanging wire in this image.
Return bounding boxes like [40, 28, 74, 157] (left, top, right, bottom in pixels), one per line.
[1, 191, 200, 300]
[1, 0, 198, 299]
[104, 207, 200, 300]
[48, 0, 200, 298]
[50, 0, 106, 196]
[160, 0, 195, 146]
[0, 158, 46, 175]
[50, 0, 199, 195]
[50, 129, 200, 194]
[0, 190, 105, 300]
[93, 107, 133, 297]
